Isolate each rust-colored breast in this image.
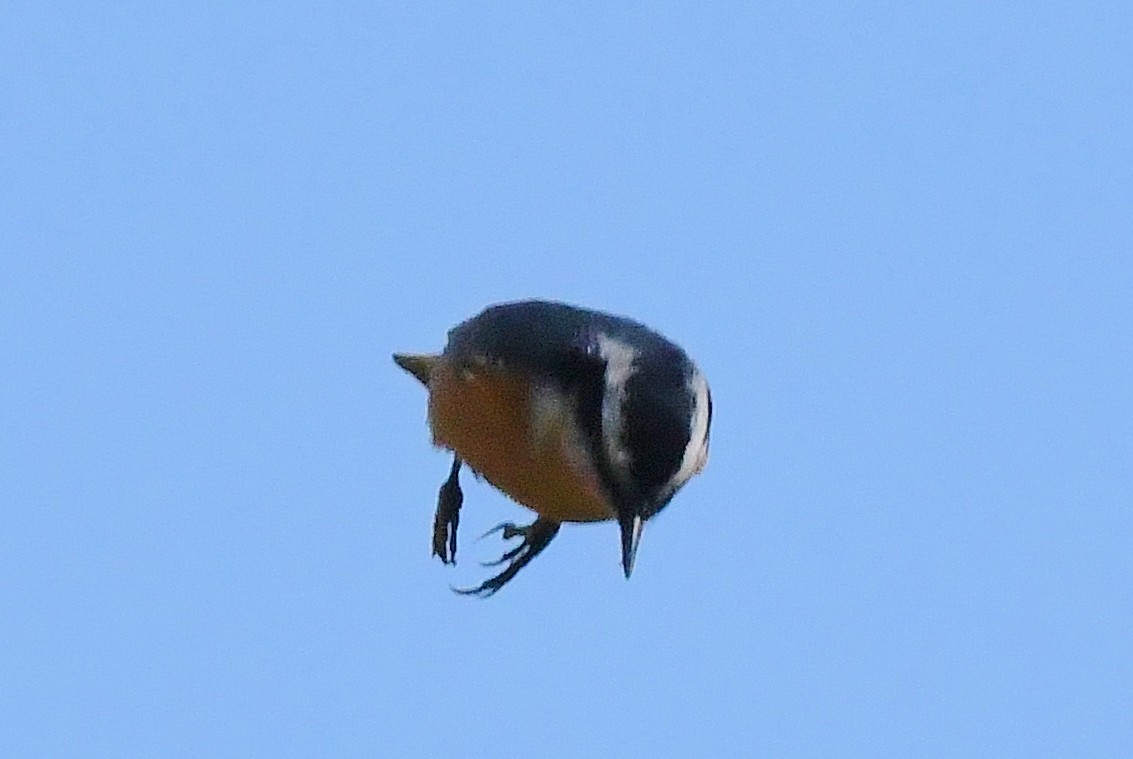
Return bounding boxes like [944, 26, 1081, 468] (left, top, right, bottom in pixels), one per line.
[426, 360, 613, 523]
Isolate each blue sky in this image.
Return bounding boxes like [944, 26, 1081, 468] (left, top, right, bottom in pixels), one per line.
[3, 3, 1131, 756]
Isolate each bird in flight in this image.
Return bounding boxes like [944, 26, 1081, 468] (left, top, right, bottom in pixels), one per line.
[394, 299, 711, 596]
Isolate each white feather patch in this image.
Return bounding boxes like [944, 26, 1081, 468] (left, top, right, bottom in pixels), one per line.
[670, 369, 711, 492]
[596, 334, 639, 474]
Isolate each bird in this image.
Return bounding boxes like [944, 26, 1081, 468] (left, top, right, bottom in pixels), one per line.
[393, 299, 712, 596]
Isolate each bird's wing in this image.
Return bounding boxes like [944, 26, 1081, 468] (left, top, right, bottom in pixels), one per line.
[443, 301, 612, 386]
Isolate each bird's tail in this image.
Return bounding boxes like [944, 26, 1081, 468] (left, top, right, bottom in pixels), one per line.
[392, 353, 438, 386]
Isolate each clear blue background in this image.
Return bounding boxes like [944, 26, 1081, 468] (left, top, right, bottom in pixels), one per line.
[3, 3, 1130, 756]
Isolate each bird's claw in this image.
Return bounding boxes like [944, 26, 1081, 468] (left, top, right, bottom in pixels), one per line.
[475, 522, 527, 567]
[454, 518, 560, 597]
[432, 457, 463, 564]
[479, 523, 529, 567]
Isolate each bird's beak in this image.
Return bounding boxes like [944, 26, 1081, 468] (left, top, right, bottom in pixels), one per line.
[618, 513, 645, 578]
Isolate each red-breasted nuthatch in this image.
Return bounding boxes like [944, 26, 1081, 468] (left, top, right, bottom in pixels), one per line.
[394, 299, 712, 596]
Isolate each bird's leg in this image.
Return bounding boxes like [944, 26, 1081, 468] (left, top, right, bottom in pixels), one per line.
[432, 455, 463, 564]
[454, 518, 561, 597]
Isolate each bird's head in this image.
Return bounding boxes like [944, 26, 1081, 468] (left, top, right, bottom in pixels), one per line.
[592, 332, 712, 577]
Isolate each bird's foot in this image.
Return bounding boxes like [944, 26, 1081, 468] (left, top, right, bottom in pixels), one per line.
[432, 457, 462, 564]
[454, 518, 561, 597]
